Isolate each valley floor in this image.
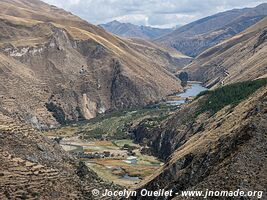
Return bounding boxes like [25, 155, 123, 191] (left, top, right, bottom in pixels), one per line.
[43, 82, 205, 187]
[46, 135, 163, 187]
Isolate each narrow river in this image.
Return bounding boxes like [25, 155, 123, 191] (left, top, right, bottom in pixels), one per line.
[46, 82, 207, 187]
[166, 83, 207, 105]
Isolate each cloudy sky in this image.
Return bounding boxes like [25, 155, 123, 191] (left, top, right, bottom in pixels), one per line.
[42, 0, 267, 28]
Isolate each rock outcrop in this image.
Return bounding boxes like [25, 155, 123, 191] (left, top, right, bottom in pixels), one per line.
[0, 113, 121, 199]
[0, 0, 182, 129]
[134, 84, 267, 199]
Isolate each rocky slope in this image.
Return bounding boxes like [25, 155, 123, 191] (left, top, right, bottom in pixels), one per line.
[125, 38, 192, 73]
[184, 16, 267, 88]
[0, 0, 182, 129]
[133, 96, 202, 160]
[155, 3, 267, 57]
[0, 112, 120, 199]
[134, 82, 267, 199]
[99, 20, 173, 40]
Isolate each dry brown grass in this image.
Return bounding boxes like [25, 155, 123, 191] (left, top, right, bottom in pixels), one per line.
[0, 0, 182, 127]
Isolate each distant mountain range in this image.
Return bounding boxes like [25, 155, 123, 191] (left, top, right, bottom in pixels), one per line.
[100, 4, 267, 58]
[155, 3, 267, 57]
[99, 20, 173, 40]
[184, 16, 267, 88]
[1, 0, 267, 199]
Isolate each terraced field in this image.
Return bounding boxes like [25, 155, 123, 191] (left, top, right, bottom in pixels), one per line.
[44, 135, 162, 187]
[44, 107, 169, 187]
[43, 83, 208, 187]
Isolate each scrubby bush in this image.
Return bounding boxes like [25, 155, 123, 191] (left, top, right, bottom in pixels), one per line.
[84, 128, 105, 139]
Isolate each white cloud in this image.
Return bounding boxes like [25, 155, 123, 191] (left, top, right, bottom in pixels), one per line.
[43, 0, 80, 7]
[114, 14, 149, 26]
[41, 0, 267, 27]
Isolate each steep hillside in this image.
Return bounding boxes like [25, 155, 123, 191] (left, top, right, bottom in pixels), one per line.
[156, 3, 267, 57]
[134, 81, 267, 199]
[0, 0, 182, 129]
[0, 113, 120, 199]
[184, 17, 267, 88]
[99, 21, 191, 72]
[99, 20, 172, 40]
[125, 38, 192, 73]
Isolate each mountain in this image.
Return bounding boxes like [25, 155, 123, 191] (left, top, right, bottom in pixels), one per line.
[125, 38, 192, 73]
[133, 80, 267, 199]
[155, 3, 267, 57]
[131, 11, 267, 199]
[184, 16, 267, 88]
[131, 14, 267, 197]
[1, 1, 266, 198]
[99, 20, 173, 40]
[0, 0, 183, 129]
[0, 112, 121, 199]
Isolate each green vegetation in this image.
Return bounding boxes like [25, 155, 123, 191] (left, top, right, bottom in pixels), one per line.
[75, 106, 86, 121]
[121, 144, 137, 151]
[112, 129, 129, 140]
[47, 104, 173, 140]
[196, 78, 267, 115]
[178, 72, 189, 87]
[83, 128, 105, 140]
[141, 117, 163, 129]
[138, 112, 170, 130]
[113, 140, 139, 148]
[81, 107, 170, 139]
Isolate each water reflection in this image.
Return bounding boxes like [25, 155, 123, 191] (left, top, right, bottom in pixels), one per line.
[166, 83, 207, 106]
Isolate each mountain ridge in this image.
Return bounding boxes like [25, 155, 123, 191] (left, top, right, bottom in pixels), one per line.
[155, 3, 267, 57]
[184, 16, 267, 88]
[133, 81, 267, 199]
[99, 20, 173, 40]
[0, 0, 183, 129]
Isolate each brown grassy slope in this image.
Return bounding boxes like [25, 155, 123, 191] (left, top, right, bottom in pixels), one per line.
[135, 86, 267, 199]
[184, 17, 267, 88]
[155, 3, 267, 57]
[0, 113, 120, 199]
[0, 0, 182, 128]
[127, 38, 192, 73]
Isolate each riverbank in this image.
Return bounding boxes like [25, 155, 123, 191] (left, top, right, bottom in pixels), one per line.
[46, 133, 163, 187]
[44, 83, 207, 187]
[165, 83, 207, 105]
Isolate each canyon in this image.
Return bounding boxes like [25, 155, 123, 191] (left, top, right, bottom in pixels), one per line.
[0, 0, 183, 129]
[0, 1, 267, 199]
